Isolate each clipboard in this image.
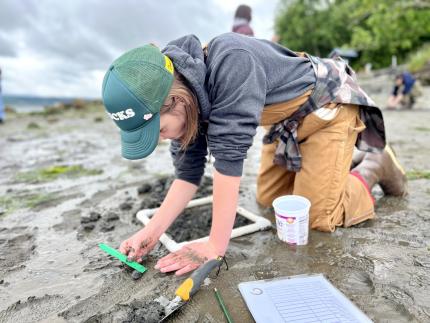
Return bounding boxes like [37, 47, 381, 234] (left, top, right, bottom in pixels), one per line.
[238, 274, 372, 323]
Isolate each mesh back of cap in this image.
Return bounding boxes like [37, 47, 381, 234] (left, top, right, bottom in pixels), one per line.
[113, 45, 173, 113]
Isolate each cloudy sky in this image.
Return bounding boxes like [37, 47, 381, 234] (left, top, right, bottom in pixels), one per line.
[0, 0, 279, 98]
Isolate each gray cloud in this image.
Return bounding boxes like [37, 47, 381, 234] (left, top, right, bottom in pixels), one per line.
[0, 34, 17, 56]
[0, 1, 34, 32]
[0, 0, 277, 97]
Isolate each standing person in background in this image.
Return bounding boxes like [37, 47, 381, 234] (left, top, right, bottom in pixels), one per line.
[387, 71, 422, 110]
[0, 67, 4, 123]
[232, 4, 254, 36]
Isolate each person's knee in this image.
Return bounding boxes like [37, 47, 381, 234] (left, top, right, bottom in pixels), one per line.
[309, 205, 343, 232]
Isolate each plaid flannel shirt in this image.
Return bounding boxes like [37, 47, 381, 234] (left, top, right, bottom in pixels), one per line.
[263, 54, 386, 172]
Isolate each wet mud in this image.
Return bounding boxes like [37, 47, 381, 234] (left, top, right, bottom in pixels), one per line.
[166, 205, 251, 243]
[0, 294, 69, 323]
[137, 175, 214, 209]
[139, 176, 252, 242]
[0, 226, 36, 280]
[1, 92, 430, 323]
[82, 299, 165, 323]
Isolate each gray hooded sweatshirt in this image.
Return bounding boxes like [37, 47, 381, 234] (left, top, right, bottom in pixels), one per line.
[162, 32, 316, 186]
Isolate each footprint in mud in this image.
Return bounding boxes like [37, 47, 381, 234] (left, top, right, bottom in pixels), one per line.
[342, 271, 374, 295]
[0, 294, 68, 323]
[53, 209, 82, 232]
[0, 226, 36, 280]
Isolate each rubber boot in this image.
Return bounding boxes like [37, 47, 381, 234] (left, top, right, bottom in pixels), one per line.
[351, 148, 366, 170]
[352, 145, 408, 197]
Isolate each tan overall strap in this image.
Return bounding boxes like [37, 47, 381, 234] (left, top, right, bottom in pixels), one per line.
[260, 90, 313, 126]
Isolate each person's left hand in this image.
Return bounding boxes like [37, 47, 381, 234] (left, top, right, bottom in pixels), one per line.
[154, 241, 220, 276]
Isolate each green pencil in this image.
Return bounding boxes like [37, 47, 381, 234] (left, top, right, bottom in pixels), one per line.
[214, 287, 234, 323]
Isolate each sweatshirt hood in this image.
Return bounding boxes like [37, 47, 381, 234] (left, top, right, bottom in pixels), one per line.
[162, 35, 211, 121]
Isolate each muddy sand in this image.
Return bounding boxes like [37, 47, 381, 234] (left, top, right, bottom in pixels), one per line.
[0, 87, 430, 323]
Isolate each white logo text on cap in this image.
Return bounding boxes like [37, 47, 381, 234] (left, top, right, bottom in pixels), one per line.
[108, 108, 135, 121]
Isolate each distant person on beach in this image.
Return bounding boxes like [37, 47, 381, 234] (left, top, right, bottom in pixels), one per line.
[387, 71, 422, 110]
[232, 4, 254, 36]
[101, 33, 407, 276]
[0, 67, 4, 123]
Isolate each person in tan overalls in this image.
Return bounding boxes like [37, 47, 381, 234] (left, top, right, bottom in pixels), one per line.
[256, 52, 407, 233]
[258, 92, 407, 232]
[102, 33, 408, 276]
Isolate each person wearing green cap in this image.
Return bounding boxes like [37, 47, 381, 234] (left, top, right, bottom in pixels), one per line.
[102, 33, 407, 276]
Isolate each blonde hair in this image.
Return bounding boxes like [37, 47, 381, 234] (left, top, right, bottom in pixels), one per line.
[160, 72, 199, 150]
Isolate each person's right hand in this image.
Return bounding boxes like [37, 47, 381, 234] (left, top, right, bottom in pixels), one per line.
[119, 227, 160, 263]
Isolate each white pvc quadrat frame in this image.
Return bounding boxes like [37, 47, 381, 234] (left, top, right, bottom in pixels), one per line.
[136, 195, 272, 252]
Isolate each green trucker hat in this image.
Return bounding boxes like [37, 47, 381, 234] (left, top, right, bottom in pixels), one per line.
[102, 45, 174, 160]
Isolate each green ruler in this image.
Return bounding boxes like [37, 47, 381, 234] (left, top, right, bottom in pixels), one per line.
[99, 243, 147, 273]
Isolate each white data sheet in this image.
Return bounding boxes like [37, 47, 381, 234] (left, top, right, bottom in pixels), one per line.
[238, 274, 372, 323]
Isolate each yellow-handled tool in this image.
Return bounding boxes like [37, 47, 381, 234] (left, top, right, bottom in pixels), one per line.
[159, 257, 223, 322]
